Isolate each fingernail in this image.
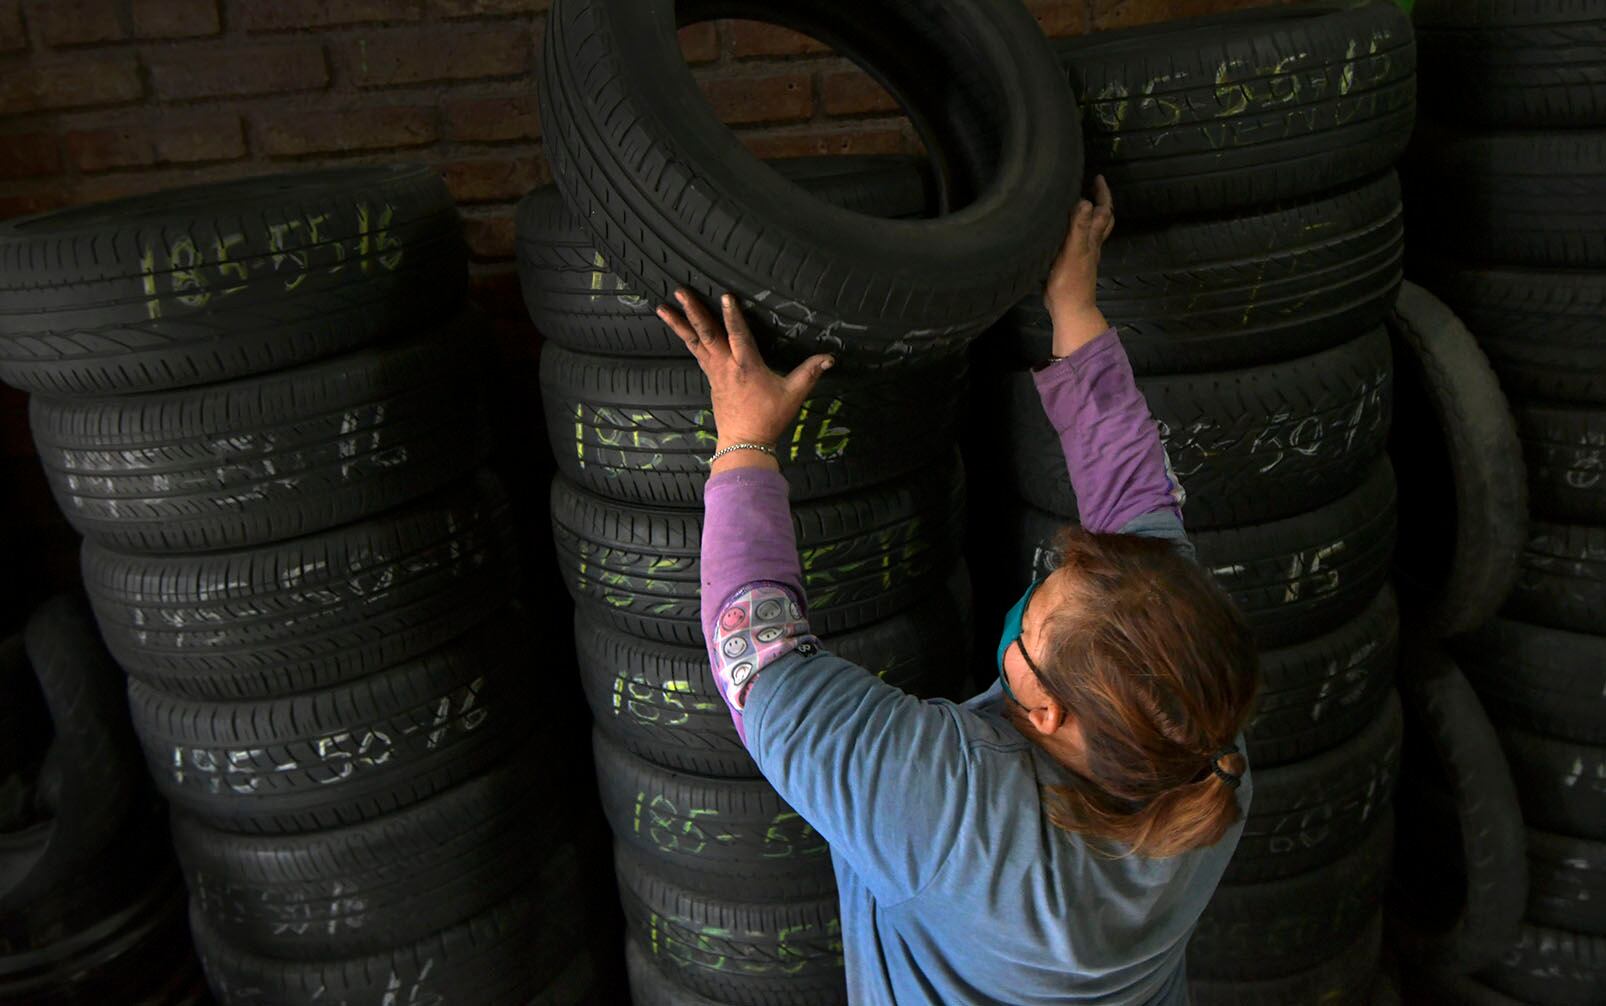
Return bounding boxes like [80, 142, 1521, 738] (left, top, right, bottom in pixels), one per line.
[822, 357, 835, 370]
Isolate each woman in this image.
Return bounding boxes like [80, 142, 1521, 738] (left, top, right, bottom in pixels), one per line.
[655, 177, 1259, 1006]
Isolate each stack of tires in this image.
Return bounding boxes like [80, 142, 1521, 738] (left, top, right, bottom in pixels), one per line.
[0, 168, 596, 1004]
[989, 4, 1416, 1001]
[0, 596, 207, 1005]
[531, 1, 1083, 999]
[1395, 4, 1606, 1002]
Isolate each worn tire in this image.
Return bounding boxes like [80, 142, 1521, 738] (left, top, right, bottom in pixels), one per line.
[1190, 912, 1382, 1006]
[1505, 522, 1606, 637]
[1189, 811, 1393, 980]
[1460, 617, 1606, 744]
[626, 936, 727, 1006]
[1475, 923, 1606, 1006]
[1387, 280, 1527, 637]
[1005, 173, 1405, 372]
[552, 456, 965, 645]
[1516, 401, 1606, 523]
[1057, 2, 1416, 218]
[29, 317, 489, 553]
[1248, 585, 1398, 768]
[1005, 326, 1392, 530]
[0, 166, 466, 396]
[1498, 726, 1606, 839]
[83, 471, 520, 699]
[1416, 261, 1606, 407]
[128, 614, 531, 834]
[1228, 688, 1401, 884]
[615, 842, 845, 1005]
[1408, 130, 1606, 269]
[541, 343, 965, 504]
[1389, 646, 1528, 978]
[516, 156, 935, 357]
[541, 0, 1080, 368]
[577, 565, 972, 778]
[173, 739, 555, 958]
[1414, 0, 1606, 128]
[1530, 830, 1606, 936]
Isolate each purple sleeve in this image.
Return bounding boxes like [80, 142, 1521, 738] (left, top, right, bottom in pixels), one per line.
[1032, 328, 1186, 534]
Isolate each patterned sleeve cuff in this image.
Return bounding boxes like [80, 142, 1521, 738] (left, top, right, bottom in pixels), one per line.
[709, 582, 820, 746]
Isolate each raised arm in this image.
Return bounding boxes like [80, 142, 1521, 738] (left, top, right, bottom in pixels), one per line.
[1033, 178, 1189, 548]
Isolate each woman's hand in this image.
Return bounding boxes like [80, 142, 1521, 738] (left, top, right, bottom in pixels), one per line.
[1043, 174, 1115, 359]
[656, 288, 835, 475]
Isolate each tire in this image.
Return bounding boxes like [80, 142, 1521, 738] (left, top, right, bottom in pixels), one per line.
[1190, 911, 1381, 1006]
[593, 728, 833, 898]
[1389, 646, 1528, 978]
[516, 156, 936, 357]
[128, 613, 531, 834]
[540, 0, 1080, 369]
[1248, 585, 1398, 768]
[0, 166, 466, 396]
[0, 596, 142, 915]
[1387, 280, 1527, 637]
[1189, 810, 1393, 980]
[1498, 726, 1606, 839]
[541, 343, 966, 504]
[577, 564, 973, 777]
[1007, 172, 1405, 373]
[83, 471, 520, 700]
[1515, 401, 1606, 523]
[626, 936, 726, 1006]
[1011, 461, 1397, 649]
[1475, 923, 1606, 1006]
[552, 455, 965, 645]
[1413, 0, 1606, 128]
[1530, 830, 1606, 936]
[29, 316, 490, 553]
[1004, 326, 1392, 530]
[191, 868, 585, 1006]
[173, 739, 555, 958]
[1229, 688, 1401, 884]
[1505, 522, 1606, 637]
[614, 842, 845, 1005]
[1056, 2, 1416, 218]
[1415, 261, 1606, 407]
[1407, 130, 1606, 269]
[1459, 617, 1606, 744]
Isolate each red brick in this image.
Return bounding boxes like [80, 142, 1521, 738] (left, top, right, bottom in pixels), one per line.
[740, 125, 920, 160]
[255, 106, 437, 156]
[699, 71, 811, 126]
[342, 28, 529, 87]
[444, 94, 540, 143]
[678, 22, 718, 64]
[64, 116, 246, 171]
[1091, 0, 1290, 30]
[0, 133, 60, 178]
[235, 0, 423, 31]
[462, 212, 516, 261]
[148, 44, 328, 99]
[821, 67, 899, 117]
[132, 0, 219, 38]
[440, 155, 549, 203]
[32, 0, 124, 46]
[0, 1, 26, 52]
[73, 162, 259, 204]
[0, 57, 142, 113]
[469, 268, 524, 319]
[0, 187, 69, 220]
[1024, 0, 1087, 37]
[430, 0, 547, 15]
[725, 19, 828, 58]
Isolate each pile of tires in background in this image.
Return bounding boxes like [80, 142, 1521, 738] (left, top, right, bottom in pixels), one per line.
[0, 167, 596, 1004]
[0, 597, 206, 1004]
[1386, 2, 1606, 1003]
[983, 4, 1417, 1001]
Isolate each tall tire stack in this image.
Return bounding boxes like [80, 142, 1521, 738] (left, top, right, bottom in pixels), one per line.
[1398, 4, 1606, 1002]
[988, 4, 1418, 1001]
[0, 168, 599, 1005]
[0, 595, 207, 1005]
[532, 1, 1083, 1000]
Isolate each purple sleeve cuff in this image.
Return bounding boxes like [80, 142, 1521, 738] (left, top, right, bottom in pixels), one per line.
[700, 468, 804, 643]
[1032, 329, 1185, 534]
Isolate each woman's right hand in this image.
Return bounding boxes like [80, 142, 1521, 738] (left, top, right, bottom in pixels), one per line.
[1043, 175, 1115, 359]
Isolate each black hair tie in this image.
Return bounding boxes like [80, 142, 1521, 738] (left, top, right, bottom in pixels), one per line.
[1209, 745, 1243, 789]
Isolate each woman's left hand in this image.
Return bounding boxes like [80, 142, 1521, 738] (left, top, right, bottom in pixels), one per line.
[656, 288, 835, 474]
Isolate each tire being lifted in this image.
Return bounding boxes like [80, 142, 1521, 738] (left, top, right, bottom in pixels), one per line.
[538, 0, 1081, 368]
